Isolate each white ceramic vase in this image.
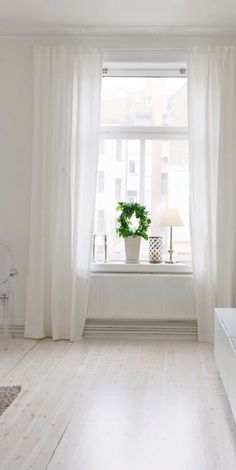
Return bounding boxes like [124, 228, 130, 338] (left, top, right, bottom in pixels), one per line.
[125, 236, 141, 263]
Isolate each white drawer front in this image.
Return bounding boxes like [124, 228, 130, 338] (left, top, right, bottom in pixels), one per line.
[228, 340, 236, 422]
[214, 315, 231, 394]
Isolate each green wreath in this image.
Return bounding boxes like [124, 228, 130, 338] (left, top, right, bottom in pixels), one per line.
[116, 202, 151, 240]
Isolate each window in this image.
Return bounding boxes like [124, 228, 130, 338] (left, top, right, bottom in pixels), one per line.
[97, 210, 105, 232]
[161, 173, 168, 196]
[128, 159, 136, 174]
[97, 171, 105, 193]
[116, 140, 122, 161]
[115, 178, 122, 200]
[94, 69, 190, 262]
[127, 190, 137, 203]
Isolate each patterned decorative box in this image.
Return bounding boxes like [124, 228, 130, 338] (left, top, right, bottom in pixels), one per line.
[149, 236, 162, 263]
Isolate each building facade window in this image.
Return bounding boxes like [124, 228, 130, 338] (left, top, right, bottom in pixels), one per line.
[115, 178, 122, 200]
[94, 68, 190, 262]
[127, 190, 137, 203]
[161, 173, 168, 196]
[128, 160, 136, 174]
[97, 210, 105, 232]
[116, 140, 122, 161]
[97, 171, 105, 193]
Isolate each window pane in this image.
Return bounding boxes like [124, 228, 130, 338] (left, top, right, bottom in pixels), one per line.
[144, 139, 190, 262]
[94, 138, 190, 262]
[101, 77, 187, 127]
[94, 139, 141, 261]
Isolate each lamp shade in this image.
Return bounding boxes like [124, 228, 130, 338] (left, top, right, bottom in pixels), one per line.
[160, 208, 184, 227]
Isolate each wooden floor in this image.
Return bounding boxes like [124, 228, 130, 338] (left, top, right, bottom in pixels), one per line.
[0, 338, 236, 470]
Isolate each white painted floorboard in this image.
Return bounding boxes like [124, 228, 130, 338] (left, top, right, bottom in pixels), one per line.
[0, 338, 236, 470]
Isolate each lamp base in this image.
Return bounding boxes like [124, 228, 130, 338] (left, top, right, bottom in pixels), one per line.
[165, 261, 174, 264]
[166, 244, 174, 264]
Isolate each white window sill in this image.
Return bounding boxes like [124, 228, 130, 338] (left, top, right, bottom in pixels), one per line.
[90, 262, 193, 274]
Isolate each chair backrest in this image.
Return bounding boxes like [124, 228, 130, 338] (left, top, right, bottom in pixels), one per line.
[0, 244, 12, 287]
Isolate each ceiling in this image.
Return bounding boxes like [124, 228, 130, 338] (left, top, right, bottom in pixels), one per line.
[0, 0, 236, 31]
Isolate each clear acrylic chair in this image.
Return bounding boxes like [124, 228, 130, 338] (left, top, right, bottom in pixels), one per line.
[0, 244, 18, 338]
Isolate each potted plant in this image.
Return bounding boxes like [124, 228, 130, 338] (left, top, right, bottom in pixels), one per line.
[116, 202, 151, 263]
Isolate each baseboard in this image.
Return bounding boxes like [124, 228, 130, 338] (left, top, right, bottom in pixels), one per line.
[0, 321, 198, 340]
[83, 319, 198, 340]
[0, 324, 25, 337]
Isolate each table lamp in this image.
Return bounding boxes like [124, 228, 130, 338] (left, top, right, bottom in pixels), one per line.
[160, 208, 184, 264]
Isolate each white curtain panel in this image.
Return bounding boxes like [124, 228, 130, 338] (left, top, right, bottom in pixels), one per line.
[188, 46, 236, 342]
[25, 46, 102, 340]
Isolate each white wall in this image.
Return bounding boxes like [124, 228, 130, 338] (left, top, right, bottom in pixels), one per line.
[0, 38, 33, 324]
[1, 32, 236, 326]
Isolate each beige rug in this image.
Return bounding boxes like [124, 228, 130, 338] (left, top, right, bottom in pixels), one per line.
[0, 386, 21, 415]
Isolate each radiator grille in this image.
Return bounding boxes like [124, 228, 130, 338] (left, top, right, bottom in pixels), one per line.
[83, 319, 198, 340]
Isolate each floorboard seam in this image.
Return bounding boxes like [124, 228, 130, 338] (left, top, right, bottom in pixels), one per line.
[0, 339, 41, 382]
[45, 420, 71, 470]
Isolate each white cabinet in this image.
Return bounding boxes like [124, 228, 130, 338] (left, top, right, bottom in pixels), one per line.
[214, 308, 236, 422]
[228, 338, 236, 420]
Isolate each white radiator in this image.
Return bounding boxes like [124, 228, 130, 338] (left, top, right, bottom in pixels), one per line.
[87, 273, 196, 320]
[86, 273, 196, 339]
[0, 324, 25, 337]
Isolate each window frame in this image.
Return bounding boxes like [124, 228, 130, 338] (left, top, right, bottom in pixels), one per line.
[94, 65, 190, 270]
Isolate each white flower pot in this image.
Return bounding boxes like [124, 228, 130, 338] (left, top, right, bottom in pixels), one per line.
[125, 236, 141, 263]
